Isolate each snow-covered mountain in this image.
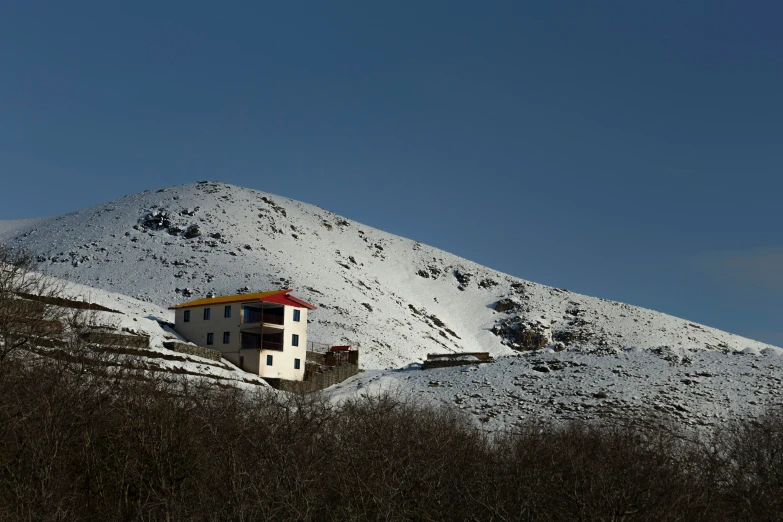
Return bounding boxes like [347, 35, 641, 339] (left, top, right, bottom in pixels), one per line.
[0, 181, 777, 370]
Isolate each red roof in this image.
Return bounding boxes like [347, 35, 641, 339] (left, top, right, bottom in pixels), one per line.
[258, 291, 317, 310]
[169, 289, 317, 310]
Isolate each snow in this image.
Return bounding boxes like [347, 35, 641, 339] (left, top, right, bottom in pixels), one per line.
[328, 348, 783, 430]
[37, 276, 270, 388]
[0, 180, 780, 425]
[0, 181, 775, 371]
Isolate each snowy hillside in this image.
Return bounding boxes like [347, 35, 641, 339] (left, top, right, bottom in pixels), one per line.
[0, 181, 777, 370]
[328, 346, 783, 430]
[30, 276, 271, 388]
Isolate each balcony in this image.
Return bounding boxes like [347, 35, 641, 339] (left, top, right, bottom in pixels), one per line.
[241, 307, 284, 327]
[240, 332, 284, 352]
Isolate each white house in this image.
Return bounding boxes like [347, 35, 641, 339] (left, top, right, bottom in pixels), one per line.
[169, 289, 316, 381]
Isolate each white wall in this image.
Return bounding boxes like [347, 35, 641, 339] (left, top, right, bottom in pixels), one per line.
[173, 302, 241, 353]
[173, 302, 308, 380]
[258, 306, 307, 381]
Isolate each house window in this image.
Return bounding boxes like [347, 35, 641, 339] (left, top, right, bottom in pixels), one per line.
[266, 354, 273, 366]
[294, 358, 301, 370]
[204, 308, 211, 320]
[293, 309, 301, 322]
[292, 334, 299, 347]
[184, 310, 190, 322]
[223, 332, 230, 344]
[206, 333, 214, 345]
[224, 305, 231, 318]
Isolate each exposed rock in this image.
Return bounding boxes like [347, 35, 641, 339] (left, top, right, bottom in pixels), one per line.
[140, 210, 172, 231]
[492, 316, 551, 350]
[184, 224, 201, 239]
[454, 270, 472, 291]
[494, 298, 521, 313]
[478, 278, 498, 289]
[261, 196, 287, 217]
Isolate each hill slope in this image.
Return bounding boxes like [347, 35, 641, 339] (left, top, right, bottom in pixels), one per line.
[0, 181, 776, 369]
[9, 274, 270, 388]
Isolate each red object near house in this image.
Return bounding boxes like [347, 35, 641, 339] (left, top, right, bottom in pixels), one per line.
[330, 345, 351, 352]
[258, 291, 318, 310]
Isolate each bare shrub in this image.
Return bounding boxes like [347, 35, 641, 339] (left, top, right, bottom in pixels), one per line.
[321, 393, 490, 521]
[490, 421, 717, 521]
[3, 363, 783, 521]
[709, 409, 783, 520]
[0, 246, 68, 363]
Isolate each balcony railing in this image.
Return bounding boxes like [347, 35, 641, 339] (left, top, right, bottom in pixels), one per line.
[259, 341, 284, 352]
[242, 309, 284, 325]
[240, 333, 284, 351]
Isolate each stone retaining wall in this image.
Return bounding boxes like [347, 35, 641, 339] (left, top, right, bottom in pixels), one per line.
[264, 364, 360, 394]
[162, 340, 222, 362]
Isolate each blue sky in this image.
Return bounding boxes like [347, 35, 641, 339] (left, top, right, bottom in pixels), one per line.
[1, 1, 781, 345]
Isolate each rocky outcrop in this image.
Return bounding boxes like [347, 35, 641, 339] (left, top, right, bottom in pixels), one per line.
[492, 316, 551, 351]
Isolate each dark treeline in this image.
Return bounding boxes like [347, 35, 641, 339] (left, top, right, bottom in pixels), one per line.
[2, 352, 783, 521]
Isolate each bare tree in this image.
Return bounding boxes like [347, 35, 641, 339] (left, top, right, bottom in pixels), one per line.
[0, 245, 68, 364]
[0, 243, 134, 383]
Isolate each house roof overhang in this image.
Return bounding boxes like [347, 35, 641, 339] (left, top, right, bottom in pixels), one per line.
[168, 289, 317, 310]
[257, 292, 318, 310]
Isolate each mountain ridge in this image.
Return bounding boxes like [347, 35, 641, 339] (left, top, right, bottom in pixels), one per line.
[0, 181, 777, 369]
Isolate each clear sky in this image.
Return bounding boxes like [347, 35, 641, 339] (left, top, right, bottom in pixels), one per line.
[1, 1, 781, 345]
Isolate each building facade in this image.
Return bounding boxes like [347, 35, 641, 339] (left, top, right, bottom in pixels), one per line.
[169, 289, 316, 381]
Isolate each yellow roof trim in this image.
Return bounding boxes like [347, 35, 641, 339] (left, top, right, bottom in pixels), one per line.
[168, 289, 290, 310]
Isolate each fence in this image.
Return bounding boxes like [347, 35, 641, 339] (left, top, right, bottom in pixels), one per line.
[306, 340, 331, 353]
[260, 340, 360, 394]
[265, 364, 360, 394]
